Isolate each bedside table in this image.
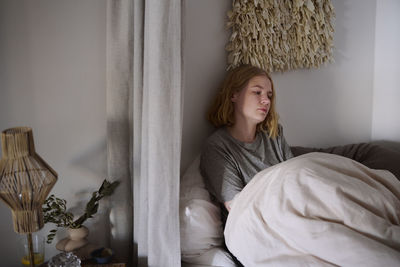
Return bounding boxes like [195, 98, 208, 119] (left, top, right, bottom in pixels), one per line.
[81, 259, 126, 267]
[81, 260, 126, 267]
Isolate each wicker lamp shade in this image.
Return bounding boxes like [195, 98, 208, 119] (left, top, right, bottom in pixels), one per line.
[0, 127, 57, 233]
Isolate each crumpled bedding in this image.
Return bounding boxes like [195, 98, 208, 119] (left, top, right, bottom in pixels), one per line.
[224, 152, 400, 266]
[291, 141, 400, 180]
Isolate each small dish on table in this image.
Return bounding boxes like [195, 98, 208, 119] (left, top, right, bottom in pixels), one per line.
[90, 247, 114, 264]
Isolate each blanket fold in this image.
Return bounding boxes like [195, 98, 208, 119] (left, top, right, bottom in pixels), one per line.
[225, 153, 400, 267]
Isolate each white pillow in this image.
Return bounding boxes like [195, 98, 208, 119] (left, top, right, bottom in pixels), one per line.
[180, 156, 237, 267]
[182, 247, 237, 267]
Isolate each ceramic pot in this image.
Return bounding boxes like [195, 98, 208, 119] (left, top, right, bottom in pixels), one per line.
[56, 226, 89, 252]
[68, 226, 89, 241]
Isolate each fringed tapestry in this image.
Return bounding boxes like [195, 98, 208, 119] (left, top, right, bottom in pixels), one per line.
[226, 0, 335, 72]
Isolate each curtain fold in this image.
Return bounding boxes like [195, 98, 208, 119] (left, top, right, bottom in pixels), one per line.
[106, 0, 133, 265]
[107, 0, 183, 266]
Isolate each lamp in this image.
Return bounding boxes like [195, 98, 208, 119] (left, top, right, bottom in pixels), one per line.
[0, 127, 57, 267]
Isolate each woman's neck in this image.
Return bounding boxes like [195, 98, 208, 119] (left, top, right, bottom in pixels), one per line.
[227, 124, 257, 143]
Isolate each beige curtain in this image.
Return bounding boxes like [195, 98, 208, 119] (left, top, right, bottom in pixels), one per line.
[106, 0, 183, 266]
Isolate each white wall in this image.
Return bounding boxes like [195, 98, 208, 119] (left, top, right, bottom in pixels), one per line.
[275, 0, 377, 147]
[372, 0, 400, 141]
[182, 0, 400, 173]
[0, 0, 107, 265]
[181, 0, 231, 172]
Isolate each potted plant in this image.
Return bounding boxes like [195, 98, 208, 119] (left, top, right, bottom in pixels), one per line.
[42, 179, 120, 244]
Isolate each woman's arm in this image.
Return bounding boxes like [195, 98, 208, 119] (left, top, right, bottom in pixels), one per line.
[200, 143, 244, 210]
[278, 124, 294, 160]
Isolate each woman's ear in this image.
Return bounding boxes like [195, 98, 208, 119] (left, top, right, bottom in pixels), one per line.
[231, 92, 238, 102]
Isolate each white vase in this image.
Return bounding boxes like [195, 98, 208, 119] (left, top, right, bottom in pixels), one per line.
[56, 226, 89, 252]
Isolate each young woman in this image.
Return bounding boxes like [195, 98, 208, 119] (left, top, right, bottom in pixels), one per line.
[199, 65, 400, 267]
[200, 64, 293, 222]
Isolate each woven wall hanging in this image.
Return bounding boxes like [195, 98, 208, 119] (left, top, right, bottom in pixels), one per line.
[226, 0, 335, 72]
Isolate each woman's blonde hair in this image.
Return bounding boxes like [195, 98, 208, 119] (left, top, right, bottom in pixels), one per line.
[207, 65, 280, 138]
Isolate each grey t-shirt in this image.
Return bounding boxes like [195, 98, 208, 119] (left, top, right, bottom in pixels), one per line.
[200, 124, 293, 207]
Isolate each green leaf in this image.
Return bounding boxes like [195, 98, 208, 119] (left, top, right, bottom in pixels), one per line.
[43, 178, 119, 232]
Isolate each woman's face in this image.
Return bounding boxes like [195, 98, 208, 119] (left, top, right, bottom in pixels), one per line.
[231, 75, 272, 126]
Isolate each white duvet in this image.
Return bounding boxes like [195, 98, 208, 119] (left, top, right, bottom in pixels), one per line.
[224, 153, 400, 266]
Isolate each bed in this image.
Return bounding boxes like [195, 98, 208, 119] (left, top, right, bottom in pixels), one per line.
[180, 141, 400, 267]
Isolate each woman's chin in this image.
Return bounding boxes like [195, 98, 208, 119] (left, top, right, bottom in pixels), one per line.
[257, 115, 268, 123]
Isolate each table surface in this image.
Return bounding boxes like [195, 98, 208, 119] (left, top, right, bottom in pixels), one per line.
[82, 258, 126, 267]
[38, 259, 126, 267]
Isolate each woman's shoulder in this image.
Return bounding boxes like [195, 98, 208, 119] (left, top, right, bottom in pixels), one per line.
[201, 128, 238, 171]
[262, 123, 284, 139]
[204, 127, 229, 145]
[202, 127, 234, 155]
[277, 123, 284, 136]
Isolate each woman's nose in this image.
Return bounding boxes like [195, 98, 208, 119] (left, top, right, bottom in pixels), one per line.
[260, 97, 270, 105]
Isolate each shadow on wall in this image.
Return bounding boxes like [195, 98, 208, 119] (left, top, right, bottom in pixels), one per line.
[70, 138, 107, 179]
[331, 0, 349, 66]
[181, 0, 232, 174]
[65, 139, 112, 249]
